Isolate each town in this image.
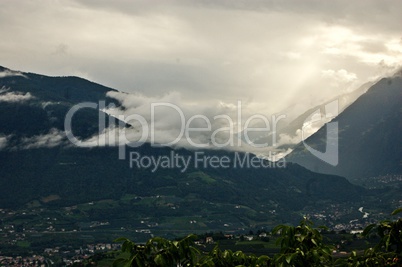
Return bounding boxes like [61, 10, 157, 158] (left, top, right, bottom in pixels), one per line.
[1, 194, 400, 266]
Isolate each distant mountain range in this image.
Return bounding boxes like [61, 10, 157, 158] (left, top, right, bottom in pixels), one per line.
[287, 72, 402, 182]
[0, 65, 400, 231]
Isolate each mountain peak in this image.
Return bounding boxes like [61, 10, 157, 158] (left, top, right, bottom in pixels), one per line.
[0, 65, 9, 72]
[287, 74, 402, 181]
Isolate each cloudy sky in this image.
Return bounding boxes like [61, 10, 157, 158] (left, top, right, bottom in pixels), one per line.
[1, 0, 401, 117]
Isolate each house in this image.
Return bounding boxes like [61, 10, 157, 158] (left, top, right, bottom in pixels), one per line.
[205, 237, 214, 244]
[244, 235, 254, 241]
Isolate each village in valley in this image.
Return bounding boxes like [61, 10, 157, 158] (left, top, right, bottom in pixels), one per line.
[1, 193, 400, 266]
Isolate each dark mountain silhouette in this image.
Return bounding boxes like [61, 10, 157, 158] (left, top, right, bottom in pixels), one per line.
[252, 81, 373, 148]
[287, 72, 402, 182]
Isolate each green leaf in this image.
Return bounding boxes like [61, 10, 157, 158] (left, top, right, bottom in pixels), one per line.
[154, 254, 165, 266]
[297, 235, 306, 242]
[285, 254, 293, 264]
[114, 237, 130, 243]
[112, 258, 129, 267]
[322, 247, 331, 255]
[272, 225, 285, 235]
[385, 235, 391, 250]
[257, 255, 270, 261]
[311, 239, 318, 246]
[362, 224, 376, 236]
[134, 256, 145, 267]
[391, 207, 402, 215]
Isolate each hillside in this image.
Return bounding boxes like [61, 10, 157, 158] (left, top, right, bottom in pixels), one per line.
[287, 73, 402, 182]
[0, 66, 399, 235]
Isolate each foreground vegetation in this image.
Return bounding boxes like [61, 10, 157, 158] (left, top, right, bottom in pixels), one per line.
[112, 208, 402, 267]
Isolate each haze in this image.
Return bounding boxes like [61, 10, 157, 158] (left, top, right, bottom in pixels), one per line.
[1, 0, 401, 117]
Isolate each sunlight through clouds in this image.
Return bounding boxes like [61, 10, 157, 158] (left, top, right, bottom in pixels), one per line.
[0, 0, 401, 117]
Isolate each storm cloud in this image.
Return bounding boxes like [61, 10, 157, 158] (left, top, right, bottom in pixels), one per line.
[0, 0, 401, 124]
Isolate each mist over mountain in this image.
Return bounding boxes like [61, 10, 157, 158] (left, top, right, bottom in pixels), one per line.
[250, 80, 373, 150]
[1, 66, 401, 246]
[287, 72, 402, 182]
[1, 65, 394, 232]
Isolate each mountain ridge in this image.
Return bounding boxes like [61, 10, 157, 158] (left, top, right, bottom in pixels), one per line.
[287, 75, 402, 181]
[0, 65, 400, 232]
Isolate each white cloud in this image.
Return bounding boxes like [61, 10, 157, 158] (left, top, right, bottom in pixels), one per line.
[0, 86, 9, 93]
[19, 128, 66, 149]
[0, 69, 27, 78]
[0, 91, 35, 103]
[0, 0, 401, 142]
[321, 69, 357, 84]
[321, 69, 358, 92]
[104, 90, 243, 147]
[41, 101, 61, 109]
[0, 135, 10, 150]
[68, 90, 316, 159]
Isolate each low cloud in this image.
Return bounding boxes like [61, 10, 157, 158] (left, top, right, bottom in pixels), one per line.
[321, 69, 358, 93]
[0, 86, 9, 93]
[276, 119, 329, 147]
[0, 135, 11, 150]
[105, 90, 282, 149]
[19, 128, 66, 149]
[41, 101, 61, 109]
[64, 87, 354, 161]
[0, 91, 35, 103]
[62, 90, 300, 161]
[321, 69, 358, 84]
[2, 0, 400, 159]
[0, 69, 27, 78]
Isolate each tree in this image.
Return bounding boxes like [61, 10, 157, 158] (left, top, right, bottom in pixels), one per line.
[113, 234, 200, 267]
[362, 208, 402, 254]
[349, 207, 402, 266]
[113, 234, 271, 267]
[271, 217, 333, 266]
[111, 208, 402, 267]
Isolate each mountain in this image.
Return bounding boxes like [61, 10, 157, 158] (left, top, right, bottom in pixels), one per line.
[287, 72, 402, 182]
[251, 81, 373, 149]
[0, 66, 398, 235]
